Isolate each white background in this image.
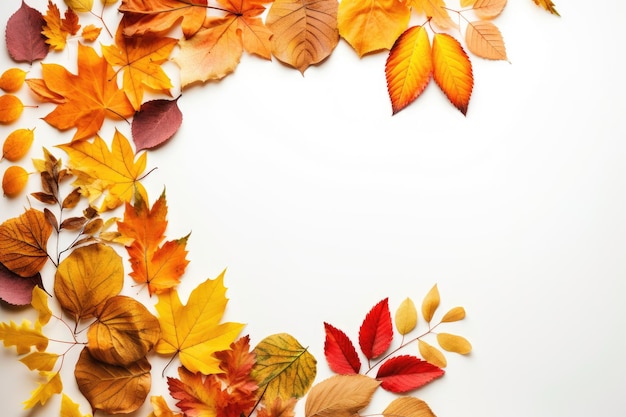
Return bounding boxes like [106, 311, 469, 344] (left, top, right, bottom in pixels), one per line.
[1, 0, 626, 416]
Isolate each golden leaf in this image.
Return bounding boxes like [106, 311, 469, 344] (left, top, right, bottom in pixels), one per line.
[465, 20, 508, 60]
[0, 68, 27, 92]
[31, 286, 52, 326]
[148, 395, 183, 417]
[432, 33, 474, 115]
[23, 371, 63, 409]
[421, 284, 440, 323]
[2, 128, 35, 162]
[473, 0, 507, 20]
[54, 243, 124, 322]
[65, 0, 94, 12]
[460, 0, 477, 6]
[0, 320, 48, 354]
[252, 333, 317, 402]
[382, 397, 436, 417]
[418, 339, 446, 368]
[81, 24, 102, 42]
[395, 297, 418, 335]
[60, 394, 93, 417]
[0, 208, 52, 277]
[437, 333, 472, 354]
[0, 94, 24, 123]
[532, 0, 559, 16]
[75, 348, 151, 414]
[19, 351, 60, 371]
[304, 374, 380, 417]
[441, 306, 465, 322]
[2, 165, 28, 197]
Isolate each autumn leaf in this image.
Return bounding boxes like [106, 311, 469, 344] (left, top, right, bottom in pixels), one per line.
[23, 371, 63, 409]
[323, 322, 361, 374]
[418, 340, 447, 368]
[304, 374, 380, 417]
[26, 78, 66, 104]
[266, 0, 338, 73]
[31, 286, 52, 325]
[0, 68, 27, 92]
[375, 355, 444, 392]
[532, 0, 559, 16]
[58, 129, 148, 211]
[6, 1, 49, 63]
[117, 190, 190, 295]
[42, 0, 82, 51]
[386, 25, 433, 115]
[421, 284, 439, 324]
[40, 43, 135, 141]
[54, 243, 124, 322]
[441, 306, 465, 322]
[465, 20, 508, 60]
[119, 0, 209, 38]
[432, 34, 474, 115]
[2, 165, 29, 197]
[131, 97, 183, 151]
[81, 24, 102, 42]
[148, 395, 183, 417]
[66, 0, 95, 12]
[473, 0, 507, 20]
[102, 22, 176, 110]
[382, 397, 436, 417]
[406, 0, 457, 30]
[0, 262, 43, 306]
[395, 297, 418, 334]
[0, 208, 52, 277]
[60, 394, 93, 417]
[3, 128, 35, 162]
[0, 320, 48, 354]
[0, 94, 25, 123]
[75, 348, 151, 414]
[359, 298, 393, 359]
[252, 333, 317, 402]
[338, 0, 411, 57]
[258, 398, 297, 417]
[20, 351, 59, 372]
[214, 335, 258, 393]
[437, 333, 472, 354]
[155, 270, 245, 374]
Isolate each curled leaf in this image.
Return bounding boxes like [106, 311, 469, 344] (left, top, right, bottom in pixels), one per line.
[3, 128, 35, 161]
[0, 208, 52, 277]
[382, 397, 436, 417]
[305, 374, 380, 417]
[395, 297, 418, 335]
[418, 339, 447, 368]
[421, 284, 440, 323]
[437, 333, 472, 354]
[31, 285, 52, 325]
[0, 68, 27, 92]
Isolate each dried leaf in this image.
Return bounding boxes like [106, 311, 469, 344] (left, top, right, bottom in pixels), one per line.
[3, 128, 35, 162]
[323, 322, 361, 374]
[6, 1, 49, 63]
[119, 0, 208, 38]
[395, 297, 418, 335]
[252, 333, 317, 401]
[432, 34, 474, 115]
[31, 285, 52, 325]
[42, 0, 82, 51]
[437, 333, 472, 354]
[0, 68, 27, 92]
[421, 284, 440, 323]
[0, 94, 25, 123]
[75, 348, 151, 414]
[23, 371, 62, 408]
[304, 374, 380, 417]
[473, 0, 507, 19]
[2, 165, 29, 197]
[19, 351, 59, 371]
[407, 0, 457, 30]
[532, 0, 559, 16]
[81, 24, 102, 42]
[417, 339, 447, 368]
[0, 262, 43, 306]
[0, 320, 48, 354]
[60, 394, 92, 417]
[0, 208, 52, 277]
[148, 395, 183, 417]
[376, 355, 444, 392]
[62, 187, 82, 209]
[465, 20, 508, 60]
[25, 78, 65, 104]
[66, 0, 94, 12]
[131, 97, 183, 151]
[359, 298, 393, 359]
[382, 397, 436, 417]
[441, 306, 465, 322]
[54, 243, 124, 322]
[60, 216, 88, 231]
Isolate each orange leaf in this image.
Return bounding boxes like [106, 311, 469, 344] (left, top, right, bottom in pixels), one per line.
[432, 34, 473, 115]
[465, 20, 507, 60]
[407, 0, 457, 30]
[386, 26, 433, 115]
[25, 79, 66, 104]
[338, 0, 411, 57]
[267, 0, 339, 73]
[532, 0, 559, 16]
[41, 43, 134, 141]
[81, 24, 102, 42]
[0, 94, 24, 123]
[473, 0, 507, 20]
[119, 0, 208, 38]
[218, 0, 273, 59]
[0, 208, 52, 277]
[2, 128, 35, 162]
[2, 165, 29, 197]
[0, 68, 27, 92]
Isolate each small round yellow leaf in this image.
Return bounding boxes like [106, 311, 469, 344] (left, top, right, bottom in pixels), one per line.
[2, 128, 34, 161]
[0, 94, 24, 123]
[0, 68, 27, 92]
[2, 165, 29, 197]
[437, 332, 472, 355]
[441, 306, 466, 323]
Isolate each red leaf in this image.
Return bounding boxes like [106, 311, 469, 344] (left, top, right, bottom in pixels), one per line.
[0, 262, 44, 306]
[131, 97, 182, 151]
[358, 298, 393, 359]
[323, 322, 361, 374]
[376, 355, 444, 393]
[6, 1, 49, 64]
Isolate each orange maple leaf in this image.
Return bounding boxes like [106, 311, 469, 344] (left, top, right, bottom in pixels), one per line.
[102, 22, 177, 110]
[40, 43, 135, 141]
[119, 0, 209, 38]
[42, 0, 81, 51]
[117, 190, 190, 295]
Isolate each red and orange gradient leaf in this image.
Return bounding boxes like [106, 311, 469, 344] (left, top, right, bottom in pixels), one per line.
[432, 33, 473, 115]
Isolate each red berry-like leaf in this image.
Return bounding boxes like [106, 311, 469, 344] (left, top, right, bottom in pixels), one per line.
[358, 298, 393, 359]
[323, 322, 361, 374]
[6, 1, 49, 64]
[376, 355, 444, 393]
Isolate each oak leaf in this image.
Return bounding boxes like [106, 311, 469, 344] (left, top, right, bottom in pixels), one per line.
[0, 68, 27, 92]
[0, 263, 43, 306]
[323, 322, 361, 374]
[432, 34, 474, 115]
[117, 190, 190, 295]
[40, 43, 135, 141]
[304, 374, 380, 417]
[23, 371, 62, 409]
[465, 20, 508, 60]
[266, 0, 338, 73]
[0, 208, 52, 277]
[407, 0, 457, 30]
[532, 0, 559, 16]
[395, 297, 418, 335]
[119, 0, 209, 38]
[382, 397, 436, 417]
[75, 348, 151, 414]
[102, 23, 177, 110]
[473, 0, 507, 20]
[6, 1, 49, 63]
[20, 351, 60, 372]
[252, 333, 317, 402]
[155, 270, 245, 374]
[3, 128, 35, 162]
[0, 320, 48, 354]
[359, 298, 393, 359]
[57, 129, 148, 211]
[375, 355, 444, 392]
[132, 97, 183, 151]
[54, 243, 124, 322]
[386, 25, 433, 115]
[338, 0, 410, 57]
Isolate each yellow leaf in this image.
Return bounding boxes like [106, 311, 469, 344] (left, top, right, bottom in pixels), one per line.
[31, 286, 52, 326]
[418, 340, 446, 368]
[465, 20, 508, 60]
[432, 33, 474, 115]
[441, 306, 465, 322]
[437, 332, 472, 354]
[304, 374, 380, 417]
[0, 320, 48, 354]
[407, 0, 457, 30]
[338, 0, 411, 57]
[65, 0, 94, 12]
[54, 243, 124, 322]
[23, 371, 63, 409]
[0, 68, 27, 92]
[2, 127, 35, 162]
[473, 0, 507, 19]
[155, 270, 245, 374]
[460, 0, 477, 6]
[42, 0, 71, 51]
[0, 94, 24, 123]
[383, 397, 436, 417]
[395, 297, 418, 335]
[81, 24, 102, 42]
[148, 395, 183, 417]
[385, 25, 433, 115]
[421, 284, 440, 323]
[0, 208, 52, 277]
[2, 165, 29, 197]
[60, 394, 93, 417]
[20, 351, 60, 371]
[57, 130, 148, 211]
[75, 348, 151, 414]
[532, 0, 559, 16]
[252, 333, 317, 402]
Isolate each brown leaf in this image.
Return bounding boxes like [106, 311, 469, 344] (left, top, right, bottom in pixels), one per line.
[465, 20, 508, 61]
[382, 397, 436, 417]
[131, 97, 182, 151]
[75, 348, 152, 414]
[0, 208, 52, 277]
[305, 374, 380, 417]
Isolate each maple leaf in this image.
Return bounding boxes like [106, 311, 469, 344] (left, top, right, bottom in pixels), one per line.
[40, 43, 135, 141]
[0, 208, 52, 277]
[119, 0, 209, 38]
[214, 335, 258, 395]
[338, 0, 411, 57]
[432, 34, 473, 115]
[6, 1, 49, 63]
[258, 398, 297, 417]
[532, 0, 559, 16]
[266, 0, 339, 73]
[155, 270, 245, 374]
[42, 0, 82, 51]
[102, 22, 177, 110]
[406, 0, 457, 30]
[359, 298, 393, 359]
[323, 322, 361, 374]
[375, 355, 444, 393]
[117, 190, 190, 295]
[57, 129, 148, 211]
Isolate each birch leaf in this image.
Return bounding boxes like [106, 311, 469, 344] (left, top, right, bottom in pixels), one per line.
[473, 0, 507, 20]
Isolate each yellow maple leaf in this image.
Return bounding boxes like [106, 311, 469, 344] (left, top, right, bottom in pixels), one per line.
[0, 320, 48, 354]
[57, 129, 148, 211]
[155, 270, 245, 374]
